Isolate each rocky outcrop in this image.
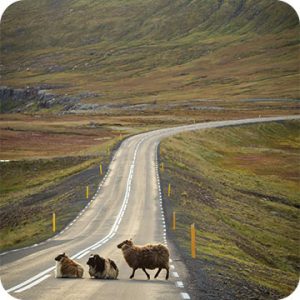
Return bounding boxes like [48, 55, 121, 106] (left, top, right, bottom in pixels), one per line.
[0, 86, 39, 102]
[0, 86, 37, 112]
[0, 86, 100, 113]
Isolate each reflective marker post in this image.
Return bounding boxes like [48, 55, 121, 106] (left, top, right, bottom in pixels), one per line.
[191, 223, 196, 258]
[52, 213, 56, 232]
[172, 211, 176, 230]
[168, 183, 171, 197]
[86, 186, 89, 199]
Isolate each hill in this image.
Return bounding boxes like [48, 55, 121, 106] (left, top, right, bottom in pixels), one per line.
[0, 0, 299, 113]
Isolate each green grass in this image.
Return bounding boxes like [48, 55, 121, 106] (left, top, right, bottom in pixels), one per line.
[0, 219, 52, 250]
[160, 120, 300, 298]
[0, 157, 97, 205]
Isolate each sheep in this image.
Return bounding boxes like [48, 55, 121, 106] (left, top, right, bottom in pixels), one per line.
[117, 239, 169, 280]
[54, 253, 84, 278]
[86, 254, 119, 279]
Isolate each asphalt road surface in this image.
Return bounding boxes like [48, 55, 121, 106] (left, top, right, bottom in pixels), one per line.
[1, 116, 299, 300]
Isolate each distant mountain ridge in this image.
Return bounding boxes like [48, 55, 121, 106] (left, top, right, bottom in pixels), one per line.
[0, 0, 299, 112]
[1, 0, 297, 49]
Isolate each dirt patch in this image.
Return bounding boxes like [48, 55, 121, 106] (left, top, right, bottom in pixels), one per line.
[0, 126, 116, 159]
[236, 189, 300, 209]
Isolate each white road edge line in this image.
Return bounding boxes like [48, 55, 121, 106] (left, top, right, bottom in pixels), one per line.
[172, 272, 179, 278]
[180, 292, 191, 300]
[6, 267, 55, 293]
[14, 275, 51, 293]
[176, 281, 184, 288]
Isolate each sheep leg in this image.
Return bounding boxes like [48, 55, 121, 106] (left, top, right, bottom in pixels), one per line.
[130, 268, 137, 279]
[130, 268, 136, 279]
[165, 268, 169, 280]
[154, 268, 162, 278]
[142, 268, 150, 280]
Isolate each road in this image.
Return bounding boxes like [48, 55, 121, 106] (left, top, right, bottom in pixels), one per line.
[1, 116, 299, 300]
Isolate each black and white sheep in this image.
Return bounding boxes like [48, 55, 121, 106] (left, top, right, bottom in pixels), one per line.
[86, 254, 119, 279]
[117, 239, 169, 280]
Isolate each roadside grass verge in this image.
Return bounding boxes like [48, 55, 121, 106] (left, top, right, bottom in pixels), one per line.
[160, 120, 299, 298]
[0, 156, 99, 206]
[0, 154, 111, 251]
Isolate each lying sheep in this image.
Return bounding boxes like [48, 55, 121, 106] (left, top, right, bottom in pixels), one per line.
[117, 239, 169, 280]
[87, 254, 119, 279]
[54, 253, 84, 278]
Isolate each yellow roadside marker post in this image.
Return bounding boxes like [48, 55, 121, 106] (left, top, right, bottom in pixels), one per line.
[168, 183, 171, 197]
[191, 223, 196, 258]
[161, 162, 164, 172]
[100, 164, 103, 176]
[52, 212, 56, 233]
[172, 211, 176, 230]
[86, 185, 89, 199]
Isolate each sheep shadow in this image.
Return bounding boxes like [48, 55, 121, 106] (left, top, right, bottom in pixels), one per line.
[85, 276, 169, 284]
[55, 277, 84, 280]
[121, 278, 173, 285]
[55, 277, 173, 288]
[54, 277, 85, 282]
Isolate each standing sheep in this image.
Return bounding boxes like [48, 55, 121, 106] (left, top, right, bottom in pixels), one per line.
[117, 239, 169, 280]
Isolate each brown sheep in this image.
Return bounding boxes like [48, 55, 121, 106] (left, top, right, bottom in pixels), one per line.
[54, 253, 84, 278]
[117, 239, 169, 280]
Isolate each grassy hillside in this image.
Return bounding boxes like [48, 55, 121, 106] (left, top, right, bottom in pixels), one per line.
[1, 0, 299, 108]
[160, 120, 299, 299]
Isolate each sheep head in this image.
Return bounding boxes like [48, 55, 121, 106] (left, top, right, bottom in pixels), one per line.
[55, 252, 66, 261]
[117, 239, 133, 249]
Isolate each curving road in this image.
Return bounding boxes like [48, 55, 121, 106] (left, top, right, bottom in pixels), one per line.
[1, 116, 299, 300]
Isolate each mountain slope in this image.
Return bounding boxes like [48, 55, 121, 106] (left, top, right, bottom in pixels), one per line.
[0, 0, 299, 111]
